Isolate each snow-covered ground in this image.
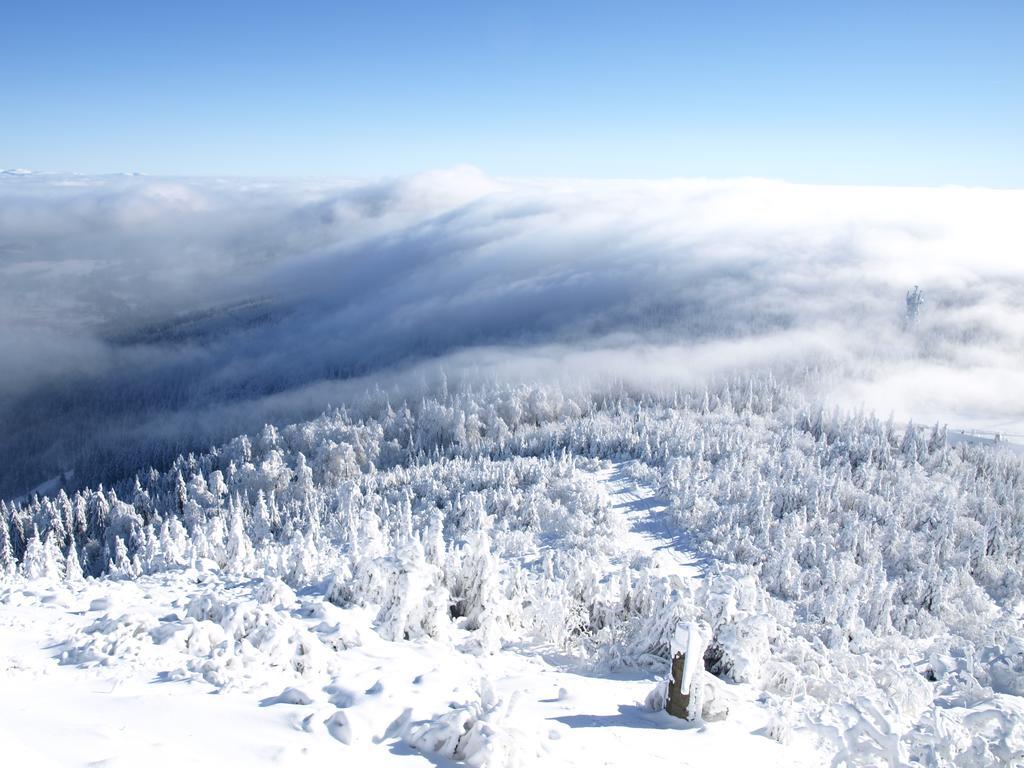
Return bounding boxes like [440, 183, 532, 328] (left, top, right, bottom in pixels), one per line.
[0, 463, 825, 767]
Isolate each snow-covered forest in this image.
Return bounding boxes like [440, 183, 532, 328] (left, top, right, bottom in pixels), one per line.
[4, 376, 1023, 765]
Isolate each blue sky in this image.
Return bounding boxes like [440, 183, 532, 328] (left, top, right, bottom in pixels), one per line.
[3, 1, 1021, 185]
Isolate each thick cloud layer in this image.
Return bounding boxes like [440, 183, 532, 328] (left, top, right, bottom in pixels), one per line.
[2, 167, 1022, 496]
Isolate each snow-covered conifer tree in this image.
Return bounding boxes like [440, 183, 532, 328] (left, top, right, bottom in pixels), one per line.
[0, 511, 15, 579]
[252, 490, 271, 544]
[292, 452, 314, 502]
[424, 508, 446, 566]
[42, 532, 66, 581]
[174, 469, 188, 516]
[21, 526, 46, 579]
[109, 536, 132, 579]
[159, 518, 189, 568]
[207, 469, 228, 498]
[284, 530, 317, 586]
[189, 521, 213, 564]
[64, 541, 85, 583]
[224, 508, 255, 575]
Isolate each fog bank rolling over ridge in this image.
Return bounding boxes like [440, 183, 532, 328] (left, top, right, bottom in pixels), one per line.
[2, 167, 1023, 498]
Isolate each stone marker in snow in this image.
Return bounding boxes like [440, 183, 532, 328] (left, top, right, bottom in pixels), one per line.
[666, 621, 712, 721]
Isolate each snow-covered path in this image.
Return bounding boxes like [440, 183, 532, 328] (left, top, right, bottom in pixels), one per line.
[498, 461, 822, 767]
[594, 461, 705, 585]
[0, 461, 826, 767]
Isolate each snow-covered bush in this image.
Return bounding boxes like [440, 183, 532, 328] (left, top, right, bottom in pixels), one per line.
[405, 681, 539, 767]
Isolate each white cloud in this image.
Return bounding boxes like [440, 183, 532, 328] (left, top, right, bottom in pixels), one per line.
[2, 169, 1022, 495]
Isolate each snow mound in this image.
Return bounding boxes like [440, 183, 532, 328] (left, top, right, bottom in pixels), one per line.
[406, 681, 543, 767]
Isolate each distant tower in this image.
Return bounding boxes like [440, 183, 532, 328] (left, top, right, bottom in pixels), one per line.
[905, 285, 924, 326]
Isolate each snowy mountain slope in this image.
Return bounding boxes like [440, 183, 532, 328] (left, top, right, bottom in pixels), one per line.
[1, 460, 825, 767]
[2, 379, 1024, 765]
